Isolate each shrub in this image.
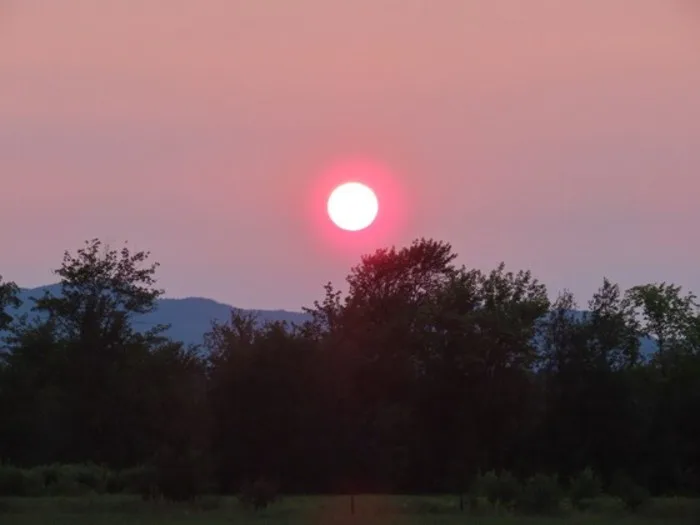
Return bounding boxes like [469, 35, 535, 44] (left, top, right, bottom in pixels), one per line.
[120, 465, 159, 500]
[152, 446, 209, 502]
[45, 477, 90, 496]
[0, 465, 28, 496]
[467, 495, 491, 515]
[470, 471, 494, 505]
[105, 469, 126, 493]
[31, 464, 60, 488]
[644, 496, 700, 520]
[570, 467, 602, 510]
[238, 477, 279, 511]
[516, 473, 563, 515]
[609, 472, 650, 512]
[192, 495, 222, 511]
[471, 470, 521, 508]
[25, 463, 111, 496]
[584, 495, 626, 515]
[0, 464, 43, 496]
[58, 463, 110, 494]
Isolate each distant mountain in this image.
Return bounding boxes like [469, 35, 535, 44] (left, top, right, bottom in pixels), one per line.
[5, 285, 656, 356]
[9, 285, 311, 348]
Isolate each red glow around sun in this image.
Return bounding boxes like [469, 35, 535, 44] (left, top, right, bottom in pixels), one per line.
[306, 157, 408, 255]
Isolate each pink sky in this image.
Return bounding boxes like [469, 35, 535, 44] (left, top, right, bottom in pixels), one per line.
[2, 1, 699, 310]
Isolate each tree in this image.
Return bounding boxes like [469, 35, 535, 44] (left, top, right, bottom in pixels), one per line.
[303, 241, 551, 491]
[6, 239, 176, 466]
[587, 278, 641, 370]
[0, 319, 70, 465]
[626, 283, 699, 362]
[3, 236, 700, 498]
[624, 283, 700, 492]
[206, 310, 327, 493]
[418, 264, 549, 488]
[538, 283, 640, 483]
[345, 238, 458, 310]
[0, 275, 20, 334]
[333, 239, 460, 491]
[338, 239, 460, 393]
[32, 238, 165, 343]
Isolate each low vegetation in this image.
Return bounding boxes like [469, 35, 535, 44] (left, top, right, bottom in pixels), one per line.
[1, 492, 699, 524]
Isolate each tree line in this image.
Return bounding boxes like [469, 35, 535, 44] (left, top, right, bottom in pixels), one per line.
[0, 238, 699, 498]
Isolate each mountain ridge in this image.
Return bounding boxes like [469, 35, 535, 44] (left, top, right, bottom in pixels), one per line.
[9, 285, 311, 347]
[6, 285, 656, 355]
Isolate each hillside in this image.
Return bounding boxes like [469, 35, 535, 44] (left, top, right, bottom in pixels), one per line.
[6, 285, 656, 355]
[10, 285, 311, 348]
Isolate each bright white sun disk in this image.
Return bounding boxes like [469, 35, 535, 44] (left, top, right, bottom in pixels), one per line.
[327, 182, 379, 231]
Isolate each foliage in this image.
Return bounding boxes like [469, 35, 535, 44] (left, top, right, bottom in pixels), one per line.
[570, 467, 602, 510]
[35, 463, 111, 495]
[151, 446, 210, 502]
[2, 494, 698, 522]
[516, 473, 562, 515]
[609, 472, 651, 511]
[0, 464, 38, 496]
[0, 237, 700, 501]
[0, 463, 115, 496]
[0, 275, 20, 334]
[238, 478, 280, 511]
[472, 471, 521, 508]
[118, 465, 159, 499]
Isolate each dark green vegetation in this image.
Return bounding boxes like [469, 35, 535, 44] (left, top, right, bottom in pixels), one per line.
[1, 238, 699, 520]
[1, 494, 700, 525]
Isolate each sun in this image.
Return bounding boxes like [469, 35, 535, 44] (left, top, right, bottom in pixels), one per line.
[327, 182, 379, 231]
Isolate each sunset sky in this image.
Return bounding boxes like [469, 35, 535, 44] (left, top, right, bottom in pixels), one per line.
[2, 1, 699, 310]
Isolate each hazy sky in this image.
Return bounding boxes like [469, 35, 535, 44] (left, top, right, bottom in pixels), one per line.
[2, 1, 700, 310]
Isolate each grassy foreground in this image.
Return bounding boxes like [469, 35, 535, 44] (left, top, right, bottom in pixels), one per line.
[1, 495, 700, 525]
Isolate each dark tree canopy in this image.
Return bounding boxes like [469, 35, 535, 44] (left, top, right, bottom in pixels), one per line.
[32, 238, 165, 343]
[1, 237, 699, 500]
[0, 275, 19, 333]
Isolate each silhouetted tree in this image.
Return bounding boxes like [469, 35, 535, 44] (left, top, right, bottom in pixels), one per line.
[1, 240, 206, 471]
[1, 237, 700, 498]
[0, 275, 19, 334]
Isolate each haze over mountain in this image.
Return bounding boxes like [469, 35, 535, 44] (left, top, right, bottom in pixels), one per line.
[5, 284, 655, 355]
[9, 285, 310, 348]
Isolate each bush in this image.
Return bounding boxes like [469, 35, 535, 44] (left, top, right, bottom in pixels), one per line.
[471, 470, 521, 509]
[45, 477, 90, 496]
[120, 465, 159, 500]
[0, 464, 44, 496]
[191, 495, 222, 511]
[238, 477, 279, 511]
[152, 446, 209, 502]
[26, 463, 109, 496]
[58, 463, 110, 494]
[569, 467, 602, 510]
[584, 495, 627, 515]
[516, 473, 562, 515]
[470, 470, 495, 505]
[0, 465, 28, 496]
[105, 469, 126, 493]
[609, 472, 650, 512]
[467, 495, 491, 515]
[0, 461, 211, 500]
[644, 497, 700, 520]
[31, 464, 63, 491]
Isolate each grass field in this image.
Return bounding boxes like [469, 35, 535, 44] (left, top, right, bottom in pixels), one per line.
[1, 495, 700, 525]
